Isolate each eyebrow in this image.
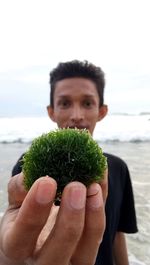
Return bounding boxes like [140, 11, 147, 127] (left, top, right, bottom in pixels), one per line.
[57, 94, 97, 98]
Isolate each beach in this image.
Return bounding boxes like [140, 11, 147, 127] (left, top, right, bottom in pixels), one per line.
[0, 141, 150, 265]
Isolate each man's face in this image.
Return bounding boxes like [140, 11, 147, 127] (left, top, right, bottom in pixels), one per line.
[47, 77, 107, 135]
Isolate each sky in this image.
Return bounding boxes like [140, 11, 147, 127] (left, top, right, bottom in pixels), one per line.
[0, 0, 150, 117]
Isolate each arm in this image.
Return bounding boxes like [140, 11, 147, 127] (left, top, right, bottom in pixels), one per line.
[112, 160, 137, 265]
[113, 232, 129, 265]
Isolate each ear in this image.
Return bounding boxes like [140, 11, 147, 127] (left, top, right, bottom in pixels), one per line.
[97, 104, 108, 121]
[47, 105, 56, 122]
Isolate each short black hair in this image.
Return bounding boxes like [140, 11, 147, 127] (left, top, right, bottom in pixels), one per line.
[49, 60, 105, 107]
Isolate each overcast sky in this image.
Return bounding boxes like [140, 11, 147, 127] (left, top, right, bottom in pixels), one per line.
[0, 0, 150, 117]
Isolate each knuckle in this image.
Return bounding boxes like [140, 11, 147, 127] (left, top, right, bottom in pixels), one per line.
[63, 222, 83, 241]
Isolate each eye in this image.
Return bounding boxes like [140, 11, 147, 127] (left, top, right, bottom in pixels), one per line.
[83, 100, 93, 108]
[58, 99, 71, 108]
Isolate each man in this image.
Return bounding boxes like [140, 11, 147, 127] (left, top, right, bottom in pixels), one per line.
[0, 60, 137, 265]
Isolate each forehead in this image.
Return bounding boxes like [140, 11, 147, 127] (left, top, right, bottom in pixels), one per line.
[54, 77, 99, 98]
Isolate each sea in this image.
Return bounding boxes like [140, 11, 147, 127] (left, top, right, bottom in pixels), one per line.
[0, 113, 150, 265]
[0, 113, 150, 144]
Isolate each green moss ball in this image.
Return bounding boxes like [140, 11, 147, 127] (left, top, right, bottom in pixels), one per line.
[22, 128, 107, 200]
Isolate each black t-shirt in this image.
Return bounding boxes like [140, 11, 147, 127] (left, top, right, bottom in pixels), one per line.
[12, 152, 138, 265]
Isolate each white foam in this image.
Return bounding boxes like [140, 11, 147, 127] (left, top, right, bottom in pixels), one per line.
[129, 254, 146, 265]
[0, 114, 150, 143]
[133, 181, 150, 186]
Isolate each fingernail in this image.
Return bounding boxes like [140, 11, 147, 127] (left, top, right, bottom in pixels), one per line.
[69, 183, 86, 210]
[36, 178, 54, 204]
[87, 183, 100, 196]
[87, 183, 101, 209]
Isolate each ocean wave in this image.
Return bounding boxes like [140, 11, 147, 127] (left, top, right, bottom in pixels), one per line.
[0, 115, 150, 143]
[133, 181, 150, 186]
[0, 139, 32, 144]
[129, 254, 146, 265]
[0, 138, 150, 144]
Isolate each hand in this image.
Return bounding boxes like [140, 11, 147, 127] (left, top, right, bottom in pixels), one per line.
[0, 171, 107, 265]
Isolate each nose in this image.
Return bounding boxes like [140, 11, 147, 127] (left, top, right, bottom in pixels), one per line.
[70, 105, 84, 123]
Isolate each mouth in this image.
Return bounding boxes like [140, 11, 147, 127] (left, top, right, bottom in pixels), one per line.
[68, 126, 88, 130]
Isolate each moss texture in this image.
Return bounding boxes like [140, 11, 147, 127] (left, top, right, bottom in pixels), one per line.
[22, 128, 107, 200]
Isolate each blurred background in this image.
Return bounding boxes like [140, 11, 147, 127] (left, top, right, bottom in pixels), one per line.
[0, 0, 150, 264]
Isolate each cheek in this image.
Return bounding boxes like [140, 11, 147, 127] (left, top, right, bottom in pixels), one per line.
[86, 110, 100, 120]
[55, 111, 69, 123]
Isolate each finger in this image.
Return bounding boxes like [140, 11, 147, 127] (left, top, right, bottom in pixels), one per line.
[37, 182, 86, 265]
[71, 183, 105, 265]
[36, 205, 59, 250]
[3, 176, 57, 261]
[8, 173, 27, 207]
[99, 168, 108, 203]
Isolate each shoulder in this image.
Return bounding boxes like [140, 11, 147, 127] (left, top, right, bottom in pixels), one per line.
[104, 152, 131, 193]
[104, 152, 129, 173]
